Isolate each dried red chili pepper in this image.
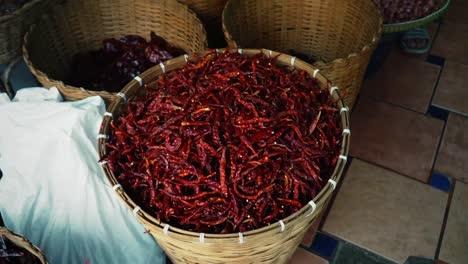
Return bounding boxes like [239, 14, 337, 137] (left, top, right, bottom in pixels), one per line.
[67, 32, 185, 92]
[373, 0, 445, 23]
[106, 50, 342, 233]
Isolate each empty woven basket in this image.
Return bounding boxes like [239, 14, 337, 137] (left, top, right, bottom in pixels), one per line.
[23, 0, 207, 105]
[98, 49, 350, 264]
[222, 0, 382, 109]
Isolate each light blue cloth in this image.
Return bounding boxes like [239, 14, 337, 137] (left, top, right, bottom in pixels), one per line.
[0, 88, 166, 264]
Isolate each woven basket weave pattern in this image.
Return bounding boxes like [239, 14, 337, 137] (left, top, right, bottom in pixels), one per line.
[222, 0, 382, 109]
[23, 0, 207, 105]
[98, 49, 350, 264]
[0, 0, 63, 64]
[0, 227, 48, 264]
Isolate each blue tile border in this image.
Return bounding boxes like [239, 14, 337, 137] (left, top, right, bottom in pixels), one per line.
[428, 105, 449, 121]
[309, 232, 339, 259]
[404, 256, 435, 264]
[331, 241, 398, 264]
[426, 55, 445, 66]
[430, 172, 452, 192]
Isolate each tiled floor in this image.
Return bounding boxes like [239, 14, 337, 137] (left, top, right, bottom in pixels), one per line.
[323, 159, 447, 263]
[3, 4, 468, 264]
[432, 60, 468, 116]
[349, 98, 443, 182]
[434, 113, 468, 183]
[361, 51, 440, 113]
[290, 5, 468, 264]
[432, 22, 468, 65]
[439, 181, 468, 263]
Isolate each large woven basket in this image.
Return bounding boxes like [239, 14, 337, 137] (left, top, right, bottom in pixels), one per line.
[222, 0, 383, 109]
[98, 49, 350, 264]
[0, 227, 48, 263]
[178, 0, 229, 47]
[23, 0, 207, 105]
[0, 0, 62, 64]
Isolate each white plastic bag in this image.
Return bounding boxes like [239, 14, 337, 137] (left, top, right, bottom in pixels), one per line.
[0, 89, 165, 264]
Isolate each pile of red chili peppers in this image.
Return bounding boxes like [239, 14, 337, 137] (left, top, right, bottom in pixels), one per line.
[106, 50, 343, 233]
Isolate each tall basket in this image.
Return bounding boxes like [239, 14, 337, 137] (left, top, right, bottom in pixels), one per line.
[222, 0, 382, 109]
[23, 0, 207, 105]
[0, 227, 48, 264]
[98, 49, 350, 264]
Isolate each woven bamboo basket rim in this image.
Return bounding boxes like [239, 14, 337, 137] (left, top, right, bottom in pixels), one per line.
[0, 0, 42, 23]
[0, 226, 48, 263]
[382, 0, 451, 33]
[98, 48, 350, 242]
[221, 0, 383, 69]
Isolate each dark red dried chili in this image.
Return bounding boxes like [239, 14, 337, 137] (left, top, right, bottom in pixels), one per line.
[372, 0, 446, 24]
[67, 32, 185, 92]
[106, 50, 343, 233]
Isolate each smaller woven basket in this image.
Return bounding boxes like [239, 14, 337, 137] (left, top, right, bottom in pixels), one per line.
[0, 0, 62, 64]
[382, 0, 451, 33]
[222, 0, 383, 109]
[98, 49, 350, 264]
[178, 0, 229, 47]
[23, 0, 207, 105]
[0, 227, 48, 264]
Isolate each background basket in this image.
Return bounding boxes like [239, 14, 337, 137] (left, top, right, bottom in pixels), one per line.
[0, 226, 48, 264]
[178, 0, 229, 47]
[98, 49, 350, 264]
[23, 0, 207, 105]
[222, 0, 382, 109]
[0, 0, 62, 64]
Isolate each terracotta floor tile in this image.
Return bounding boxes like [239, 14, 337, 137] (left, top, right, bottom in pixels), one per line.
[443, 0, 468, 25]
[434, 113, 468, 183]
[289, 248, 328, 264]
[439, 181, 468, 264]
[349, 99, 444, 182]
[361, 50, 440, 113]
[432, 60, 468, 116]
[323, 159, 448, 264]
[431, 22, 468, 65]
[427, 21, 441, 44]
